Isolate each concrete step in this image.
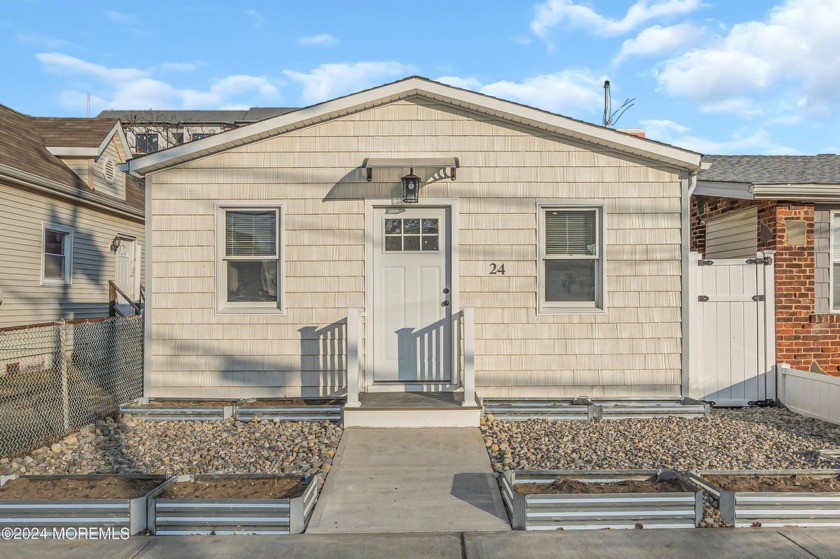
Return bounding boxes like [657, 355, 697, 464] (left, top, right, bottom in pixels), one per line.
[343, 406, 481, 427]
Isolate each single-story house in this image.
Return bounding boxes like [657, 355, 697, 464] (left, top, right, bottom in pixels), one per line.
[693, 154, 840, 377]
[0, 105, 145, 329]
[125, 76, 704, 410]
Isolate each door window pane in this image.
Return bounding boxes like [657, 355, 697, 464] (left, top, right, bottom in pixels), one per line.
[404, 219, 420, 234]
[422, 219, 438, 234]
[385, 219, 402, 234]
[422, 236, 439, 251]
[403, 236, 421, 251]
[385, 236, 402, 251]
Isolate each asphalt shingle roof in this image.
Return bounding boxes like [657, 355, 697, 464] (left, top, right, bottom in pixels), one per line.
[32, 117, 118, 148]
[700, 155, 840, 185]
[97, 107, 297, 125]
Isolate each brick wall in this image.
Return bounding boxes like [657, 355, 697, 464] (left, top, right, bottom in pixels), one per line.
[692, 196, 840, 376]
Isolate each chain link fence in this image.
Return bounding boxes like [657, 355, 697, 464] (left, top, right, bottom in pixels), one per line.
[0, 316, 143, 457]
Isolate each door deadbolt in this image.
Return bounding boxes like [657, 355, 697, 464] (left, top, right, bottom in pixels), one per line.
[442, 300, 450, 307]
[443, 288, 450, 294]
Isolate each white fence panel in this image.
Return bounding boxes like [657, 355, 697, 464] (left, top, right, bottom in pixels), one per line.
[780, 364, 840, 425]
[689, 251, 775, 406]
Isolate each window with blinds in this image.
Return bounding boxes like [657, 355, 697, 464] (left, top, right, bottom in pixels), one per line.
[539, 207, 603, 311]
[219, 208, 282, 311]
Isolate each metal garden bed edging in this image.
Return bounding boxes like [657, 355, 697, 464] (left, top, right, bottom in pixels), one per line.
[147, 473, 321, 535]
[686, 469, 840, 528]
[482, 398, 596, 421]
[591, 398, 710, 420]
[0, 474, 168, 534]
[500, 470, 702, 531]
[234, 399, 342, 422]
[120, 398, 235, 421]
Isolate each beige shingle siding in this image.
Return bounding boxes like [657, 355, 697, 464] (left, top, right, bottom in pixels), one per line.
[148, 98, 683, 398]
[0, 181, 144, 328]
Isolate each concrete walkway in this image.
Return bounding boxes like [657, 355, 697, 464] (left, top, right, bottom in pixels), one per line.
[306, 427, 510, 533]
[4, 529, 840, 558]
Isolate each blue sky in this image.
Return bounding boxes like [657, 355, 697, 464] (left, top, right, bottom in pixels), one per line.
[2, 0, 839, 155]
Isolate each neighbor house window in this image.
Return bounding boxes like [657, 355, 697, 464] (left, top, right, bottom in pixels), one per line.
[832, 212, 840, 311]
[192, 132, 209, 141]
[538, 205, 604, 312]
[42, 225, 73, 284]
[217, 206, 283, 312]
[172, 131, 184, 145]
[136, 133, 158, 153]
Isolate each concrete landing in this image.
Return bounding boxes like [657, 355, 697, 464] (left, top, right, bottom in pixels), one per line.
[307, 428, 510, 533]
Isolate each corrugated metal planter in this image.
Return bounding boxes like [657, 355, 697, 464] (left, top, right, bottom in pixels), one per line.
[591, 398, 710, 419]
[482, 398, 596, 421]
[686, 469, 840, 528]
[235, 399, 342, 422]
[120, 398, 235, 421]
[501, 470, 702, 531]
[0, 474, 168, 534]
[148, 474, 321, 535]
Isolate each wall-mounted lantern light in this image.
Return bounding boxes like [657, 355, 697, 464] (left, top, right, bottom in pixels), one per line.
[110, 236, 122, 253]
[401, 169, 421, 204]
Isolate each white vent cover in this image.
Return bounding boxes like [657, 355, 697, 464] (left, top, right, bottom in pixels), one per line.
[104, 157, 116, 185]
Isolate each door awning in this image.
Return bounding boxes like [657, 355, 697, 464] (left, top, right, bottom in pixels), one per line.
[362, 157, 459, 182]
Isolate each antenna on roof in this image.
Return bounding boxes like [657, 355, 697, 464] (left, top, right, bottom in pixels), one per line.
[86, 93, 90, 118]
[602, 80, 635, 128]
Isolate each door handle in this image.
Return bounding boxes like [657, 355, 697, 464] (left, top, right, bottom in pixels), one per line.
[442, 300, 450, 307]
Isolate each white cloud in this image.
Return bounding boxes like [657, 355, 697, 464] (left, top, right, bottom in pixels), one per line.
[612, 23, 706, 64]
[654, 0, 840, 116]
[436, 76, 484, 90]
[638, 118, 689, 140]
[157, 61, 205, 73]
[283, 62, 413, 103]
[243, 9, 266, 29]
[481, 71, 604, 114]
[531, 0, 704, 38]
[298, 33, 339, 47]
[670, 128, 802, 154]
[36, 52, 281, 111]
[16, 33, 76, 50]
[439, 71, 604, 115]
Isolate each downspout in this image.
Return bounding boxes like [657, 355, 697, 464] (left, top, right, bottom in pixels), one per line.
[680, 170, 699, 399]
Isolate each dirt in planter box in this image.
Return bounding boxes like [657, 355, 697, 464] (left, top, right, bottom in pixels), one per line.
[160, 478, 307, 499]
[515, 478, 686, 495]
[141, 400, 235, 407]
[0, 477, 163, 499]
[240, 399, 342, 406]
[707, 474, 840, 492]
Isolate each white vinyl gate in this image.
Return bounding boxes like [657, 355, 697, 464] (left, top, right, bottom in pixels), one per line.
[688, 251, 776, 406]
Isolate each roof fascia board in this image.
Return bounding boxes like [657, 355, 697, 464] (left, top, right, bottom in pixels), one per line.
[0, 163, 144, 221]
[125, 77, 701, 176]
[752, 183, 840, 201]
[694, 180, 754, 199]
[46, 147, 99, 157]
[98, 122, 132, 160]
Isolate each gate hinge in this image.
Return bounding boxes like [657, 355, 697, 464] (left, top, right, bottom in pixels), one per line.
[698, 259, 714, 266]
[747, 256, 773, 265]
[697, 295, 710, 302]
[752, 294, 765, 302]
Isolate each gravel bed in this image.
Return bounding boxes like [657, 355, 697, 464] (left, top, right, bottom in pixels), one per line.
[0, 415, 342, 478]
[482, 406, 840, 527]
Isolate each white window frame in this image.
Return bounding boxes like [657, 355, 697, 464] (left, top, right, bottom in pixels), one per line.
[41, 223, 74, 286]
[537, 203, 606, 314]
[215, 203, 285, 314]
[830, 210, 840, 312]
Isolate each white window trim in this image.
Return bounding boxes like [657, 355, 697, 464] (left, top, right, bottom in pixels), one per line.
[537, 203, 606, 315]
[830, 210, 840, 313]
[215, 203, 285, 314]
[41, 223, 74, 286]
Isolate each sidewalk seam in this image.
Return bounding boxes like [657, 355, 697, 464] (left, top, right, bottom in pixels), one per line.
[778, 530, 821, 559]
[128, 539, 152, 559]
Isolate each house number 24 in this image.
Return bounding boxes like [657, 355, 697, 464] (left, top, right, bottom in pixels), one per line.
[489, 263, 506, 275]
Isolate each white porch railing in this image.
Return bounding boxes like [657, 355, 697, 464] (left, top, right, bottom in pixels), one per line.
[460, 306, 476, 407]
[779, 363, 840, 425]
[346, 307, 363, 408]
[344, 305, 475, 407]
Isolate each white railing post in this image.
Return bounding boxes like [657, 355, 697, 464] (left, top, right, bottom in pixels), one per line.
[346, 307, 361, 408]
[777, 362, 790, 404]
[462, 306, 475, 407]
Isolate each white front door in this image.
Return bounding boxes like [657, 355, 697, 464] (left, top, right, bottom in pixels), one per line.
[372, 207, 452, 383]
[114, 237, 136, 304]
